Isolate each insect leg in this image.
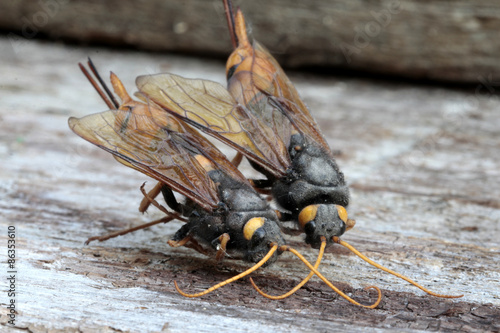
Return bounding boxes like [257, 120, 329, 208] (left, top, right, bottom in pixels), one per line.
[138, 183, 188, 222]
[139, 184, 191, 223]
[167, 226, 192, 247]
[85, 214, 179, 245]
[230, 152, 243, 167]
[160, 186, 183, 213]
[138, 182, 172, 216]
[85, 185, 186, 245]
[139, 181, 163, 213]
[168, 228, 210, 257]
[214, 233, 230, 262]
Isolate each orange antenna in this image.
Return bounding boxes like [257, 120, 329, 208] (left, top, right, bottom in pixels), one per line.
[282, 245, 382, 308]
[174, 243, 279, 297]
[332, 236, 463, 298]
[250, 236, 327, 299]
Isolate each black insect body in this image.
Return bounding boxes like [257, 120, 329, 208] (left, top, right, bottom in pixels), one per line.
[134, 11, 354, 249]
[69, 1, 459, 302]
[272, 134, 350, 248]
[70, 61, 387, 304]
[212, 4, 462, 301]
[69, 71, 285, 267]
[223, 11, 356, 249]
[172, 167, 284, 264]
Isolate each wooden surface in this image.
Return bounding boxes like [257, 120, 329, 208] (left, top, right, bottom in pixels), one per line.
[0, 37, 500, 332]
[1, 0, 500, 83]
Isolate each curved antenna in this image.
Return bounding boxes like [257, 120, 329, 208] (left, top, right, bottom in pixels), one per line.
[249, 236, 327, 299]
[282, 245, 382, 308]
[174, 243, 278, 297]
[332, 236, 463, 298]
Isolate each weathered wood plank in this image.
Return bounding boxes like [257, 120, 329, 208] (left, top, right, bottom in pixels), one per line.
[1, 0, 500, 82]
[0, 37, 499, 332]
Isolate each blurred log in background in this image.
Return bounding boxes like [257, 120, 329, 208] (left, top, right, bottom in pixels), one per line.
[1, 0, 500, 83]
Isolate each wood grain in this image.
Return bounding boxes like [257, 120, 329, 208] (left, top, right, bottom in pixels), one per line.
[0, 0, 500, 82]
[0, 37, 499, 332]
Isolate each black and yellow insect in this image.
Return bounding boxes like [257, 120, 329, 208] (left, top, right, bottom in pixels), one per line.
[127, 0, 462, 301]
[68, 60, 382, 306]
[134, 9, 352, 250]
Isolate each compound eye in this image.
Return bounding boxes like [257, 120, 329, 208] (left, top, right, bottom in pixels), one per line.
[298, 205, 319, 230]
[336, 205, 348, 223]
[251, 227, 266, 244]
[243, 217, 265, 241]
[226, 64, 238, 80]
[304, 221, 316, 235]
[226, 53, 243, 78]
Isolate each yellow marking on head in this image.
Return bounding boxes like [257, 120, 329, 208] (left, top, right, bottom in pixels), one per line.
[195, 155, 215, 172]
[243, 217, 265, 241]
[336, 205, 348, 223]
[298, 205, 319, 229]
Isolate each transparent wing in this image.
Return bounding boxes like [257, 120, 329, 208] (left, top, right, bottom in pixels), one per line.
[69, 98, 230, 211]
[226, 11, 332, 155]
[136, 73, 290, 178]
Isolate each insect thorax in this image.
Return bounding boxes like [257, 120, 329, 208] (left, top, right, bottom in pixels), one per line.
[273, 134, 350, 215]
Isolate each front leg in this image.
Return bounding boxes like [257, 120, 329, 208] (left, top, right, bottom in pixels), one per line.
[168, 224, 209, 256]
[213, 233, 230, 262]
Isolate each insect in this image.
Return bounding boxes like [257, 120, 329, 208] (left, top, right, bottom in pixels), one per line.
[135, 10, 351, 251]
[69, 60, 382, 306]
[130, 0, 463, 300]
